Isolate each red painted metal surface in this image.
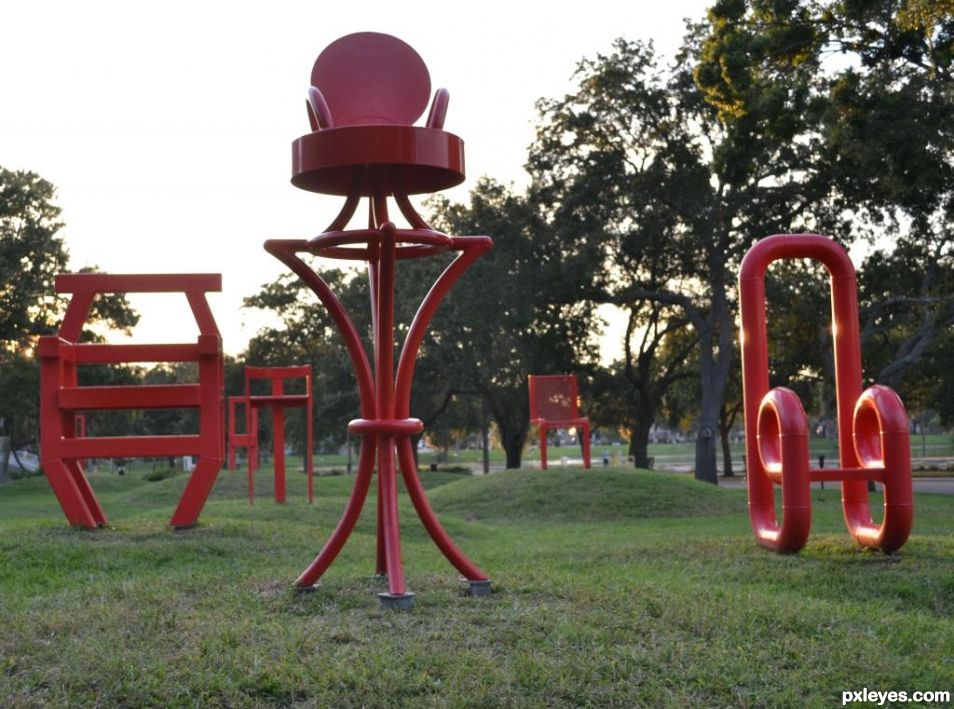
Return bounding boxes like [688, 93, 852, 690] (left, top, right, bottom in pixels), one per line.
[242, 366, 314, 505]
[39, 273, 225, 529]
[528, 374, 591, 470]
[266, 32, 492, 604]
[227, 395, 259, 473]
[739, 234, 913, 553]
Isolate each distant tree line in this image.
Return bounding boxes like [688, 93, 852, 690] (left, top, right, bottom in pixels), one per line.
[3, 1, 952, 483]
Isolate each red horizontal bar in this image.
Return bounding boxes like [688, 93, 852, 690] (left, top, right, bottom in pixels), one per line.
[247, 394, 310, 407]
[810, 467, 885, 483]
[59, 384, 201, 410]
[532, 418, 589, 428]
[61, 435, 202, 458]
[245, 366, 311, 379]
[68, 343, 201, 364]
[56, 273, 221, 294]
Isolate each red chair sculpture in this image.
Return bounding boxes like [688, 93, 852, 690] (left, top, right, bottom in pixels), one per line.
[243, 366, 314, 505]
[227, 395, 259, 472]
[529, 374, 591, 470]
[739, 234, 913, 553]
[265, 32, 493, 608]
[39, 273, 225, 529]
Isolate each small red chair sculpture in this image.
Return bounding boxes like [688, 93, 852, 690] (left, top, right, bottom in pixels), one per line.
[227, 395, 259, 472]
[39, 273, 225, 529]
[265, 32, 492, 608]
[739, 234, 913, 553]
[243, 366, 314, 505]
[529, 374, 591, 470]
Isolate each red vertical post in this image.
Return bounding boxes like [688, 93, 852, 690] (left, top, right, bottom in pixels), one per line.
[272, 378, 286, 503]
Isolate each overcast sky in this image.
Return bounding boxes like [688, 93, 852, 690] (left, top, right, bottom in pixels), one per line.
[1, 0, 713, 358]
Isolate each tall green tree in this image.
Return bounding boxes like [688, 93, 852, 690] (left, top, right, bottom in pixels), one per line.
[0, 168, 137, 454]
[528, 32, 836, 483]
[0, 169, 69, 354]
[699, 0, 954, 433]
[428, 178, 600, 468]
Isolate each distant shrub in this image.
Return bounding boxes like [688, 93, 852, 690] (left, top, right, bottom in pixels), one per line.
[144, 468, 182, 482]
[433, 465, 470, 474]
[10, 466, 42, 480]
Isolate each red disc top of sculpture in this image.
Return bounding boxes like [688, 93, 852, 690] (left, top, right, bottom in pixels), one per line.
[291, 31, 465, 197]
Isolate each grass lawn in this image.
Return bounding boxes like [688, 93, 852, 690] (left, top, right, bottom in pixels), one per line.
[1, 465, 952, 706]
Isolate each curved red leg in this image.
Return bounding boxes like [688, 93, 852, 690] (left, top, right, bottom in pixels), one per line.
[295, 436, 377, 588]
[396, 437, 488, 580]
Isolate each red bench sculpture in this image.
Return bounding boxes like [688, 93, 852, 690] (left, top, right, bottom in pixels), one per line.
[227, 395, 259, 473]
[739, 234, 913, 553]
[39, 273, 225, 529]
[265, 32, 493, 608]
[243, 365, 314, 505]
[529, 374, 591, 470]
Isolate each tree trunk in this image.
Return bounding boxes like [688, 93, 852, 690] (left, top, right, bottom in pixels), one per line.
[693, 255, 735, 485]
[629, 406, 655, 468]
[0, 436, 10, 484]
[720, 426, 733, 477]
[481, 417, 490, 475]
[502, 432, 523, 469]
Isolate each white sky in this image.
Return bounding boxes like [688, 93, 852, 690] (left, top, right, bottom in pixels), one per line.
[1, 0, 713, 358]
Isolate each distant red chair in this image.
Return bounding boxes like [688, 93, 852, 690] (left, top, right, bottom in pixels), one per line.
[39, 273, 225, 529]
[529, 374, 591, 470]
[243, 366, 314, 504]
[227, 395, 259, 472]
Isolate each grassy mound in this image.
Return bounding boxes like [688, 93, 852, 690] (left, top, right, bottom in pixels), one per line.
[427, 467, 746, 523]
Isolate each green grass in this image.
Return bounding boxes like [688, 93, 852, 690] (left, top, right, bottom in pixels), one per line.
[1, 465, 953, 706]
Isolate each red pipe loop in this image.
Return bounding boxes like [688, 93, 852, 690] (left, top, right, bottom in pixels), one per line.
[307, 227, 453, 261]
[847, 385, 914, 552]
[752, 387, 812, 552]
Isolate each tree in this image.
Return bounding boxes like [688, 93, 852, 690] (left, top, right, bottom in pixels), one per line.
[528, 31, 836, 483]
[587, 303, 697, 468]
[0, 168, 68, 355]
[428, 178, 600, 468]
[697, 0, 954, 458]
[0, 167, 138, 456]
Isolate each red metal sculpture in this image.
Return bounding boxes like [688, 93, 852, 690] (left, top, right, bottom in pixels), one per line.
[243, 366, 314, 505]
[739, 234, 913, 553]
[39, 273, 225, 529]
[227, 395, 259, 473]
[528, 374, 591, 470]
[266, 32, 492, 608]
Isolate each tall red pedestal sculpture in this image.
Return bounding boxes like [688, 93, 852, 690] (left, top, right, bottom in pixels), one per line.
[227, 395, 259, 472]
[265, 32, 492, 608]
[739, 235, 913, 553]
[39, 273, 225, 529]
[244, 365, 314, 505]
[528, 374, 591, 470]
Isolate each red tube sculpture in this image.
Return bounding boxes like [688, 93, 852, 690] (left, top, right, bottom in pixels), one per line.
[739, 234, 913, 553]
[265, 32, 492, 608]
